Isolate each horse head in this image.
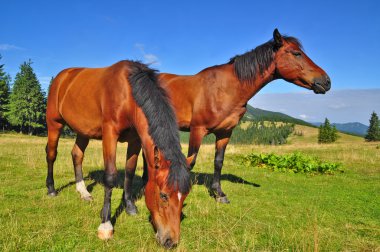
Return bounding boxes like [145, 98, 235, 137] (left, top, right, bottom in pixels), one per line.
[273, 28, 331, 94]
[144, 146, 194, 249]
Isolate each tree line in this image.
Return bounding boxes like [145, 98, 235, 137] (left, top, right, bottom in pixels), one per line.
[318, 113, 380, 143]
[180, 121, 295, 145]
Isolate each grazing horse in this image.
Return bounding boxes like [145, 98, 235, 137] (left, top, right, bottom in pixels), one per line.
[45, 60, 193, 248]
[125, 28, 331, 210]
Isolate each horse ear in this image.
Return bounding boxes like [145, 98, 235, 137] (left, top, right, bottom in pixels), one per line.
[186, 154, 195, 168]
[273, 28, 283, 48]
[154, 146, 160, 169]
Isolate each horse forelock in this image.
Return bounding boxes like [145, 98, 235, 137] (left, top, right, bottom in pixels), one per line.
[127, 61, 191, 194]
[228, 36, 303, 83]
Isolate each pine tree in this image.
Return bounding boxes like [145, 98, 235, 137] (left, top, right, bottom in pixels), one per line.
[0, 55, 11, 131]
[6, 60, 46, 135]
[365, 111, 380, 141]
[47, 76, 54, 96]
[318, 118, 338, 143]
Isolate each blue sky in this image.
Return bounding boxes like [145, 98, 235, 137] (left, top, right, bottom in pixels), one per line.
[2, 0, 379, 124]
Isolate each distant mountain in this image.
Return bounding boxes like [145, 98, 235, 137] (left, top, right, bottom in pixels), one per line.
[311, 122, 368, 136]
[243, 104, 313, 127]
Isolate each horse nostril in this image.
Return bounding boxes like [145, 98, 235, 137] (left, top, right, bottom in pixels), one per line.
[164, 238, 176, 249]
[325, 75, 331, 90]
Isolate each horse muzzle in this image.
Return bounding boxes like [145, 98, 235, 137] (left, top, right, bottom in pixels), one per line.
[312, 75, 331, 94]
[156, 231, 178, 249]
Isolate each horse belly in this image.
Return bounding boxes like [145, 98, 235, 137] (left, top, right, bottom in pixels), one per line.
[61, 107, 103, 138]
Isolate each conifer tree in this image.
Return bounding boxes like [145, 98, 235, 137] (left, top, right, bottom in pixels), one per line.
[7, 60, 46, 135]
[0, 55, 11, 131]
[318, 118, 338, 143]
[365, 111, 380, 141]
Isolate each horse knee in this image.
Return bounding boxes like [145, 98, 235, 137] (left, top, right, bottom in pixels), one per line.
[104, 173, 118, 188]
[71, 148, 83, 164]
[46, 145, 57, 162]
[214, 158, 224, 169]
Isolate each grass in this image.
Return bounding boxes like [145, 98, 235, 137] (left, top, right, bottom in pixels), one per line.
[0, 125, 379, 251]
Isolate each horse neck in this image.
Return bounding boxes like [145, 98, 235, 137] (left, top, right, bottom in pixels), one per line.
[238, 62, 277, 102]
[200, 62, 276, 105]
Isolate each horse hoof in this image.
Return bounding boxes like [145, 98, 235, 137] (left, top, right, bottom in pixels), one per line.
[126, 205, 138, 216]
[97, 221, 113, 240]
[216, 196, 230, 204]
[47, 191, 58, 197]
[98, 229, 113, 240]
[82, 195, 93, 201]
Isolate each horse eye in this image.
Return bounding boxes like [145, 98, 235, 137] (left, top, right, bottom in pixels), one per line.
[159, 192, 169, 201]
[292, 51, 302, 57]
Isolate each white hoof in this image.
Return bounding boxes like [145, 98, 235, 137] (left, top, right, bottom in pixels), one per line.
[97, 221, 113, 240]
[76, 180, 92, 200]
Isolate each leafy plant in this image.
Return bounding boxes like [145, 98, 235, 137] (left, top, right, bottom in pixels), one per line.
[242, 152, 341, 174]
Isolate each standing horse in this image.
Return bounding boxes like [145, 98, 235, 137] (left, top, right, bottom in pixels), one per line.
[125, 29, 331, 210]
[45, 60, 193, 248]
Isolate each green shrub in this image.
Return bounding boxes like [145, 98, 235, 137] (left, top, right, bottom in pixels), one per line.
[242, 152, 341, 174]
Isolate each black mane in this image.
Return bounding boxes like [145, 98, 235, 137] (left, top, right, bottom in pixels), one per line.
[228, 36, 302, 83]
[127, 61, 191, 194]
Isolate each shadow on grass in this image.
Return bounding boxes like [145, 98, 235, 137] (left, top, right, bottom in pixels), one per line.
[191, 172, 260, 197]
[55, 169, 260, 225]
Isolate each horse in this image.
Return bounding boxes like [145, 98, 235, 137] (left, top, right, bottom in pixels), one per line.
[124, 28, 331, 211]
[45, 60, 194, 249]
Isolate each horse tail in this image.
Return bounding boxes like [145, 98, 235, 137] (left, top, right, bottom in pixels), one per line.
[127, 61, 191, 194]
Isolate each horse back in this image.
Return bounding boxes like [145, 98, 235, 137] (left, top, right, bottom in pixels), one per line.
[159, 64, 244, 131]
[47, 61, 135, 138]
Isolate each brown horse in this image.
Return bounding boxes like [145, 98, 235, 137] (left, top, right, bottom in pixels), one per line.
[45, 60, 193, 248]
[125, 28, 331, 210]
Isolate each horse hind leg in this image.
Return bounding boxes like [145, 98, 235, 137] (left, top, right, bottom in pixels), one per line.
[72, 135, 92, 201]
[45, 120, 64, 196]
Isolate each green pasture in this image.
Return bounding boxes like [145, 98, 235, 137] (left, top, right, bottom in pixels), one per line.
[0, 129, 379, 251]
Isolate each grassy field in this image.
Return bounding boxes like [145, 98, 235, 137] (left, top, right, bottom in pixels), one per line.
[0, 125, 379, 251]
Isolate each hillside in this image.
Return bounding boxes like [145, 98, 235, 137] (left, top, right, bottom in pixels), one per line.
[311, 122, 368, 136]
[243, 104, 313, 126]
[287, 124, 363, 145]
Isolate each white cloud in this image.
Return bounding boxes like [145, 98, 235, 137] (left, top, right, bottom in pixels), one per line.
[328, 102, 349, 109]
[299, 114, 308, 119]
[134, 43, 160, 66]
[143, 54, 159, 65]
[0, 44, 23, 51]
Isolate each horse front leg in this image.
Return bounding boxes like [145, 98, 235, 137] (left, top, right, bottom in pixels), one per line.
[71, 135, 92, 201]
[124, 139, 141, 215]
[187, 127, 207, 170]
[97, 126, 118, 240]
[211, 131, 232, 204]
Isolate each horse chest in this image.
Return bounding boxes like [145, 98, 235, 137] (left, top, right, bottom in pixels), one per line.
[213, 107, 246, 131]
